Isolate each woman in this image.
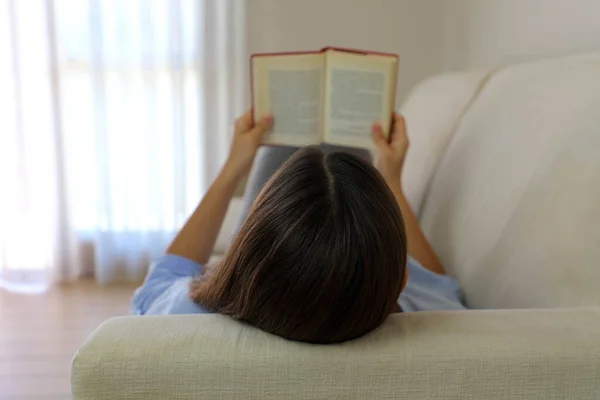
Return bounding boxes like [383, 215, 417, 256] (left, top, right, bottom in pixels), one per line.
[131, 110, 464, 344]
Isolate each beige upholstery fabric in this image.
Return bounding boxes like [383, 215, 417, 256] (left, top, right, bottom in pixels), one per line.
[416, 52, 600, 309]
[72, 310, 600, 399]
[400, 70, 494, 214]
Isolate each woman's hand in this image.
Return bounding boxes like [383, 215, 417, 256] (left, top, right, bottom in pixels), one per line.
[166, 110, 272, 265]
[225, 109, 273, 178]
[372, 113, 445, 274]
[371, 113, 409, 186]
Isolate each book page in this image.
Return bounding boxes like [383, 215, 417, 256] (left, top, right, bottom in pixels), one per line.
[252, 54, 324, 146]
[322, 51, 397, 149]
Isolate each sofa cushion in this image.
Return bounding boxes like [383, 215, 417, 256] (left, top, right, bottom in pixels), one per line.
[400, 70, 493, 214]
[419, 53, 600, 308]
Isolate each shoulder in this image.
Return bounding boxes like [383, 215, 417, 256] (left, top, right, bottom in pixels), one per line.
[399, 257, 466, 312]
[130, 254, 210, 315]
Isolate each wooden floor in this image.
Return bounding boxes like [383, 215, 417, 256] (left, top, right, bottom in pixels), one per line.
[0, 281, 137, 399]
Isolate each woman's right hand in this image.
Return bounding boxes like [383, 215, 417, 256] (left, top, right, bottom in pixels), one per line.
[225, 109, 273, 179]
[371, 113, 409, 186]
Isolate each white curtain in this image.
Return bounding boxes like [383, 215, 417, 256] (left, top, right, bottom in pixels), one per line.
[0, 0, 246, 290]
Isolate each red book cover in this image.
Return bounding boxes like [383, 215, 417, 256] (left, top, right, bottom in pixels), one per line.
[319, 46, 399, 58]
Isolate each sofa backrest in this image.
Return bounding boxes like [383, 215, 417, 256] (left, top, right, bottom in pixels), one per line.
[401, 52, 600, 309]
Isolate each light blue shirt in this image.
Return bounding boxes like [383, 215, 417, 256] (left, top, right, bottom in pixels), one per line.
[131, 255, 465, 315]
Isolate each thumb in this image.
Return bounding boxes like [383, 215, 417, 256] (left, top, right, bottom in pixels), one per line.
[235, 109, 254, 131]
[371, 122, 388, 149]
[250, 114, 273, 138]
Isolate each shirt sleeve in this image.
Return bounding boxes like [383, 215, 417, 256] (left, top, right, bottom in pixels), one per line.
[398, 257, 466, 312]
[130, 254, 204, 315]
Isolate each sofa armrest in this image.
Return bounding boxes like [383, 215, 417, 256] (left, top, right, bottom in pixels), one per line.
[72, 308, 600, 399]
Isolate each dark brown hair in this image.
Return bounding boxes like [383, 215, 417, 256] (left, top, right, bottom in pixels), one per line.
[190, 147, 407, 344]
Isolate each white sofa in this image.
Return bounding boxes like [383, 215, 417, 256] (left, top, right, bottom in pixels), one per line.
[72, 52, 600, 399]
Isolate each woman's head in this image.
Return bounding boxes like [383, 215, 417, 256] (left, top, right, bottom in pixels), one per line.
[191, 147, 407, 344]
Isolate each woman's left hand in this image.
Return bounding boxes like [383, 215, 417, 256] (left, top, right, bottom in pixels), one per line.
[225, 109, 273, 177]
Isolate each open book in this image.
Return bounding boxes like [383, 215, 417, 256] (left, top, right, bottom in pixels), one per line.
[251, 47, 398, 149]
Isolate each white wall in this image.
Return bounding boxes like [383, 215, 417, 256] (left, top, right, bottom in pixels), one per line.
[443, 0, 600, 70]
[247, 0, 600, 101]
[247, 0, 445, 103]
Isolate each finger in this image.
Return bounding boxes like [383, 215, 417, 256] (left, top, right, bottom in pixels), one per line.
[389, 112, 397, 131]
[388, 114, 405, 142]
[392, 113, 406, 134]
[249, 114, 273, 138]
[235, 109, 254, 131]
[371, 122, 388, 148]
